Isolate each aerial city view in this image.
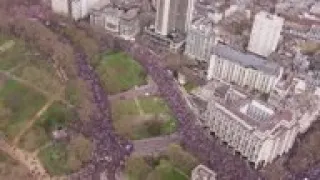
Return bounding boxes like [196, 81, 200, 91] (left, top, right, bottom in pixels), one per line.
[0, 0, 320, 180]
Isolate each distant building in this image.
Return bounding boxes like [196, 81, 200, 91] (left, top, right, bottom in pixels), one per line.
[143, 0, 189, 52]
[185, 17, 216, 62]
[155, 0, 188, 36]
[207, 44, 283, 93]
[248, 11, 284, 57]
[185, 0, 195, 31]
[191, 164, 216, 180]
[119, 8, 140, 40]
[51, 0, 100, 20]
[90, 5, 140, 39]
[189, 78, 320, 168]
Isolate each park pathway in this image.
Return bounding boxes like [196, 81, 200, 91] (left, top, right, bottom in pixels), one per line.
[132, 133, 180, 156]
[13, 87, 65, 145]
[0, 139, 50, 180]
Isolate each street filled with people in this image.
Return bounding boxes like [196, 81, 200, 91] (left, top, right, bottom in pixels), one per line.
[2, 1, 318, 180]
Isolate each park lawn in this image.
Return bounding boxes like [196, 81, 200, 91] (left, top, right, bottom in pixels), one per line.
[39, 134, 93, 176]
[0, 79, 46, 141]
[146, 160, 188, 180]
[0, 37, 30, 71]
[12, 59, 63, 94]
[97, 52, 147, 94]
[125, 145, 196, 180]
[111, 96, 177, 140]
[38, 142, 71, 175]
[19, 102, 75, 152]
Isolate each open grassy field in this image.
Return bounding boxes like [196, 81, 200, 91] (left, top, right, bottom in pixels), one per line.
[0, 151, 33, 180]
[97, 52, 147, 94]
[0, 79, 46, 141]
[125, 144, 198, 180]
[19, 102, 75, 152]
[12, 60, 63, 94]
[111, 96, 177, 140]
[0, 35, 31, 71]
[38, 134, 93, 176]
[146, 160, 188, 180]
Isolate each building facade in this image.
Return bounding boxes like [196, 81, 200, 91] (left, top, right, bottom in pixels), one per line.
[119, 8, 140, 40]
[185, 17, 216, 62]
[207, 44, 283, 93]
[155, 0, 174, 36]
[189, 76, 320, 168]
[247, 11, 284, 57]
[191, 164, 216, 180]
[191, 82, 300, 168]
[155, 0, 188, 36]
[51, 0, 100, 20]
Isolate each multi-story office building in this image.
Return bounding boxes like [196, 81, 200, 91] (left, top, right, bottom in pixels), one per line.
[247, 11, 284, 57]
[207, 44, 283, 93]
[155, 0, 188, 36]
[191, 164, 216, 180]
[185, 17, 216, 62]
[189, 79, 320, 168]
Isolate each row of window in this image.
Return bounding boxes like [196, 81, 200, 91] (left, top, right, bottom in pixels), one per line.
[207, 108, 261, 161]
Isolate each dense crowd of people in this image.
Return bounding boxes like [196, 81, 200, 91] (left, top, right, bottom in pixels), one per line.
[9, 2, 319, 180]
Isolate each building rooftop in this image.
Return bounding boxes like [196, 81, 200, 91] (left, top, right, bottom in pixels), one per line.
[213, 43, 281, 75]
[192, 80, 294, 134]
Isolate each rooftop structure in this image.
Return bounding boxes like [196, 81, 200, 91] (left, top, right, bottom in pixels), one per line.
[191, 164, 216, 180]
[248, 11, 284, 57]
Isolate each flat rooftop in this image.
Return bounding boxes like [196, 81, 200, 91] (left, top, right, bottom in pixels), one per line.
[213, 44, 281, 75]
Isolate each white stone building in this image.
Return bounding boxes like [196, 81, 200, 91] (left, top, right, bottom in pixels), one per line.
[185, 17, 216, 62]
[191, 164, 216, 180]
[189, 79, 320, 168]
[90, 5, 123, 33]
[248, 11, 284, 57]
[207, 44, 283, 93]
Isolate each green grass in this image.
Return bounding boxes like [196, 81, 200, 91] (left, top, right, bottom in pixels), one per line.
[111, 96, 177, 140]
[147, 160, 188, 180]
[19, 102, 74, 152]
[0, 79, 46, 141]
[38, 135, 93, 176]
[183, 82, 198, 93]
[12, 61, 63, 94]
[139, 97, 170, 114]
[0, 37, 30, 71]
[97, 52, 147, 94]
[38, 142, 71, 175]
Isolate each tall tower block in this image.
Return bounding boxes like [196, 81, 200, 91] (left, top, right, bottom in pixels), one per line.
[247, 11, 284, 57]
